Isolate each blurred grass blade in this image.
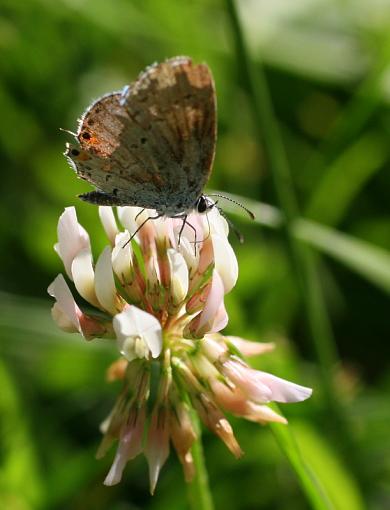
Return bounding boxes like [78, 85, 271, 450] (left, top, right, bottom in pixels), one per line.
[304, 32, 390, 178]
[219, 193, 390, 294]
[306, 132, 389, 225]
[292, 421, 366, 510]
[293, 219, 390, 294]
[270, 415, 334, 510]
[0, 359, 44, 508]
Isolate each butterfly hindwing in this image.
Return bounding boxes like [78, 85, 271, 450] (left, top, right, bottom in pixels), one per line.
[65, 56, 216, 214]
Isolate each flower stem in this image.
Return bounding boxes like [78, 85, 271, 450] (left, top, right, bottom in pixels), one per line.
[187, 415, 215, 510]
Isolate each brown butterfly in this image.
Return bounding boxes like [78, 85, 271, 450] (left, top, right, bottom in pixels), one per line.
[65, 56, 217, 220]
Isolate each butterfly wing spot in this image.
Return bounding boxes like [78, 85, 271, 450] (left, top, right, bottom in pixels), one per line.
[82, 132, 91, 140]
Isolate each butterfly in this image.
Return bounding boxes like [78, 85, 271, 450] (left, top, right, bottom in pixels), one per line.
[65, 56, 217, 223]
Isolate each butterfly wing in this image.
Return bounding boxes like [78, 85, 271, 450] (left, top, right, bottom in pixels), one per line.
[65, 57, 216, 214]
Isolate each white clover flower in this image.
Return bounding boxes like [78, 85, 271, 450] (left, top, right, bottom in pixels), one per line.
[48, 205, 312, 493]
[113, 306, 162, 362]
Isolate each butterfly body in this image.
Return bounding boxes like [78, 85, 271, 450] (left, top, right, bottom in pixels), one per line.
[65, 57, 217, 217]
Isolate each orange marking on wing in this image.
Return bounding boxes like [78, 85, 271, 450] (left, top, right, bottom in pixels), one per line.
[75, 151, 91, 162]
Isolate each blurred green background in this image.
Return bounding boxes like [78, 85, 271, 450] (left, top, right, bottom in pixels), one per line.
[1, 0, 389, 509]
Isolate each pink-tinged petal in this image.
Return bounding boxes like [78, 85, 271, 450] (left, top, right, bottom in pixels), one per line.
[197, 237, 214, 275]
[222, 359, 273, 403]
[211, 380, 250, 415]
[195, 270, 225, 331]
[48, 274, 106, 339]
[54, 207, 90, 279]
[173, 213, 203, 247]
[77, 314, 111, 339]
[211, 380, 288, 424]
[145, 408, 170, 494]
[113, 306, 162, 361]
[211, 233, 238, 293]
[167, 249, 189, 305]
[178, 236, 199, 278]
[106, 358, 128, 382]
[132, 208, 159, 250]
[195, 394, 243, 458]
[211, 302, 228, 333]
[48, 274, 81, 331]
[169, 400, 197, 482]
[186, 279, 212, 315]
[186, 270, 227, 338]
[255, 372, 313, 403]
[201, 334, 228, 361]
[117, 206, 141, 236]
[191, 353, 221, 381]
[95, 246, 122, 315]
[112, 232, 134, 284]
[104, 407, 145, 486]
[99, 206, 119, 246]
[51, 303, 78, 333]
[206, 206, 229, 237]
[144, 253, 161, 293]
[156, 247, 171, 289]
[226, 336, 275, 357]
[71, 248, 100, 308]
[244, 402, 288, 424]
[153, 217, 175, 246]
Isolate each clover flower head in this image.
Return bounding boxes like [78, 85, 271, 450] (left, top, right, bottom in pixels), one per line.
[48, 205, 312, 493]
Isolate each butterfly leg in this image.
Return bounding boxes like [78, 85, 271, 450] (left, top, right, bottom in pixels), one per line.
[122, 213, 163, 248]
[177, 215, 188, 247]
[135, 208, 146, 221]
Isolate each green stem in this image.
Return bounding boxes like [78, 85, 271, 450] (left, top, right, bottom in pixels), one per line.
[187, 420, 215, 510]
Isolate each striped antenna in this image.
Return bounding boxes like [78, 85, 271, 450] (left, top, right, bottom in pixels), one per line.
[207, 193, 255, 220]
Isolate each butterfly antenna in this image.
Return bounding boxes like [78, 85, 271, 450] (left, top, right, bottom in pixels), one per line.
[217, 206, 244, 244]
[207, 193, 255, 220]
[59, 127, 78, 138]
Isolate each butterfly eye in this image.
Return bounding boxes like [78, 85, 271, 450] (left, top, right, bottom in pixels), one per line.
[196, 195, 214, 214]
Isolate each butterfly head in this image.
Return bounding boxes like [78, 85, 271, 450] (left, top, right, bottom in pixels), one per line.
[195, 195, 215, 214]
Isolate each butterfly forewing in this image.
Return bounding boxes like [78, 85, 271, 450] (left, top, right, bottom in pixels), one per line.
[66, 56, 216, 215]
